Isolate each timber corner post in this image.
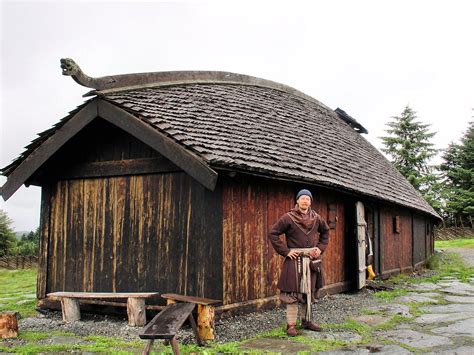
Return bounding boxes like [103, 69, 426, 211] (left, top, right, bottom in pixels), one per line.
[161, 293, 221, 342]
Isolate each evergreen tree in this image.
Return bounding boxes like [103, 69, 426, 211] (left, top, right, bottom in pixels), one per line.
[381, 105, 438, 207]
[16, 227, 40, 256]
[440, 121, 474, 227]
[0, 209, 17, 256]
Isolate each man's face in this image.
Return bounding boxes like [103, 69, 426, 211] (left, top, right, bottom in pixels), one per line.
[297, 195, 312, 210]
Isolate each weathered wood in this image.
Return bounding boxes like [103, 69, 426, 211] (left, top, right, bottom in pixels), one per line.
[97, 100, 218, 191]
[61, 298, 81, 322]
[215, 295, 279, 313]
[356, 201, 366, 290]
[0, 312, 18, 339]
[47, 157, 181, 181]
[142, 339, 154, 355]
[139, 303, 195, 339]
[37, 186, 51, 299]
[197, 304, 215, 341]
[127, 298, 146, 326]
[48, 292, 158, 299]
[1, 100, 99, 201]
[170, 337, 180, 355]
[187, 313, 203, 346]
[161, 294, 220, 306]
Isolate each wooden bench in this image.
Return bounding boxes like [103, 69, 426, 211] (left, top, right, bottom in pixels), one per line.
[47, 292, 159, 326]
[161, 293, 221, 341]
[139, 302, 202, 355]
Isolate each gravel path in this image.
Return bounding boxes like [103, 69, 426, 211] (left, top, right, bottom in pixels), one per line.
[20, 288, 384, 344]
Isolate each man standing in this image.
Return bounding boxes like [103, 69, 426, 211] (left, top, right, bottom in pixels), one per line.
[268, 189, 330, 336]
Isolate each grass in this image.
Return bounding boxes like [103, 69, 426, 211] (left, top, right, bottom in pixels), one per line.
[373, 288, 409, 301]
[0, 268, 37, 317]
[435, 237, 474, 249]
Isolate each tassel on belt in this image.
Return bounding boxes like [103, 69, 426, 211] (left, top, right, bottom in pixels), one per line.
[290, 247, 317, 321]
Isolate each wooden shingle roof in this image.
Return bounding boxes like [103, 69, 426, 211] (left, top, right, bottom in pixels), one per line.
[1, 68, 439, 218]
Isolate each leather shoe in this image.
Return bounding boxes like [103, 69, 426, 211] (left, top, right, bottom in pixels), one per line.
[302, 320, 322, 331]
[286, 324, 297, 336]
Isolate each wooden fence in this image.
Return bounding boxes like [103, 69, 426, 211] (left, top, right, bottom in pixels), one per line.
[0, 255, 38, 269]
[434, 227, 474, 241]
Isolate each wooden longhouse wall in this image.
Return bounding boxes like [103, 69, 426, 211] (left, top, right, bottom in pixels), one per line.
[380, 206, 413, 277]
[36, 119, 223, 302]
[221, 175, 351, 305]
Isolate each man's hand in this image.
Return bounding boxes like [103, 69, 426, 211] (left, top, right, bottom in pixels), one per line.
[309, 247, 321, 259]
[287, 250, 300, 260]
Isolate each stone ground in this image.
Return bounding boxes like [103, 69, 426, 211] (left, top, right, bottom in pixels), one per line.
[240, 277, 474, 354]
[240, 247, 474, 354]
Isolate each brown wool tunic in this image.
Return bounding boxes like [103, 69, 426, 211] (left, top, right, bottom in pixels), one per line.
[268, 211, 330, 293]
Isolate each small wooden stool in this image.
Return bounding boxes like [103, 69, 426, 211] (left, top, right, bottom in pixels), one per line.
[161, 293, 221, 341]
[139, 302, 202, 355]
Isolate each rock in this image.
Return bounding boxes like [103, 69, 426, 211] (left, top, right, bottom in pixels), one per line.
[317, 344, 411, 354]
[438, 281, 474, 296]
[444, 295, 474, 303]
[394, 294, 439, 304]
[303, 330, 362, 342]
[426, 346, 474, 355]
[431, 318, 474, 337]
[239, 338, 311, 354]
[414, 312, 471, 325]
[377, 329, 452, 348]
[368, 304, 411, 317]
[420, 303, 474, 314]
[407, 283, 441, 291]
[352, 315, 390, 326]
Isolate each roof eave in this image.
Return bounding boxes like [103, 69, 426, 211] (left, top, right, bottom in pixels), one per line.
[0, 99, 218, 201]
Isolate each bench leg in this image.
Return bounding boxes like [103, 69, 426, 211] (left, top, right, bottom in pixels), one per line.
[170, 336, 180, 355]
[197, 305, 215, 341]
[142, 339, 154, 355]
[127, 298, 146, 326]
[187, 314, 203, 346]
[61, 298, 81, 323]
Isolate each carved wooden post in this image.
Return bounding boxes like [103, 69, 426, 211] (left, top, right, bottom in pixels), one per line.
[0, 312, 18, 339]
[127, 298, 146, 326]
[197, 305, 215, 341]
[61, 298, 81, 322]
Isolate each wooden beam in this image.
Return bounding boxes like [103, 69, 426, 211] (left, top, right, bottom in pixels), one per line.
[1, 101, 99, 201]
[97, 100, 218, 191]
[37, 157, 181, 181]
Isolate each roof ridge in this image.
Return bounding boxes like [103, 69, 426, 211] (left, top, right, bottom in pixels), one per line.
[60, 58, 334, 112]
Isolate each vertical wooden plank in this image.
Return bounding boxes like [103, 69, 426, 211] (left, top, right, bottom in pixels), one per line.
[355, 201, 366, 289]
[37, 184, 51, 299]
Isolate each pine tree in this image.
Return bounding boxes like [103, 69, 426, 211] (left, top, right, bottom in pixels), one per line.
[440, 121, 474, 227]
[381, 105, 438, 207]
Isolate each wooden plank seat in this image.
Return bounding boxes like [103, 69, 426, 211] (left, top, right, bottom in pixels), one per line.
[47, 292, 159, 326]
[139, 302, 202, 355]
[161, 293, 221, 341]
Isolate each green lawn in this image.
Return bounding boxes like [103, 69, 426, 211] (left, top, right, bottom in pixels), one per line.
[435, 238, 474, 249]
[0, 268, 37, 317]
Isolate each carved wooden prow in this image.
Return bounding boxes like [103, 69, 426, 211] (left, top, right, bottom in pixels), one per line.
[60, 58, 117, 90]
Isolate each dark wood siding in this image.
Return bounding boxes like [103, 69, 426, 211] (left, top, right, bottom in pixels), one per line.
[222, 175, 347, 304]
[45, 172, 222, 301]
[413, 214, 426, 265]
[319, 193, 346, 287]
[380, 206, 412, 275]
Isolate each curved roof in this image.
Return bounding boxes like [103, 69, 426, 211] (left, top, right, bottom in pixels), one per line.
[1, 70, 438, 218]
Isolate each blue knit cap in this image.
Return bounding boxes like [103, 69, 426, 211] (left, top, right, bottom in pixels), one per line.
[296, 189, 313, 201]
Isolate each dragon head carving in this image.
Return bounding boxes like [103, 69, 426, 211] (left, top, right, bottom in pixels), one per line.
[60, 58, 81, 76]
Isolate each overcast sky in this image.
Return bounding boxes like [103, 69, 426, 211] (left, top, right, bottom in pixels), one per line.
[1, 0, 473, 231]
